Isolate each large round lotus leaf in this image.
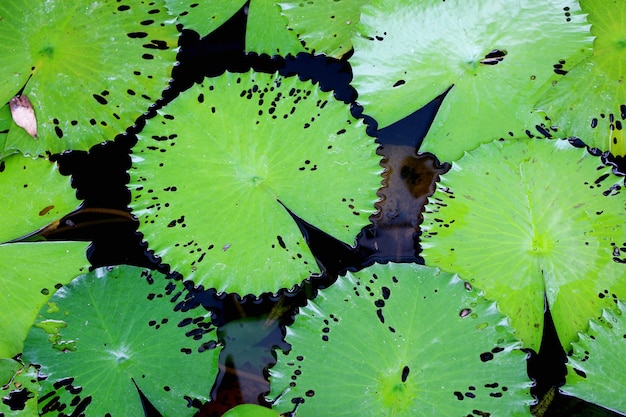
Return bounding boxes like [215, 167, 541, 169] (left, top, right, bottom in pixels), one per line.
[0, 364, 39, 416]
[0, 242, 88, 359]
[22, 265, 220, 417]
[535, 0, 626, 156]
[0, 0, 178, 156]
[421, 139, 626, 352]
[350, 0, 593, 162]
[562, 300, 626, 413]
[268, 263, 532, 416]
[279, 0, 366, 58]
[129, 71, 381, 295]
[0, 153, 80, 243]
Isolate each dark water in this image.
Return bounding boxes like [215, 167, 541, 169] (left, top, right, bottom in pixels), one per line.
[30, 3, 625, 417]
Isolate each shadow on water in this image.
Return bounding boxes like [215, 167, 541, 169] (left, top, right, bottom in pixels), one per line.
[28, 2, 625, 417]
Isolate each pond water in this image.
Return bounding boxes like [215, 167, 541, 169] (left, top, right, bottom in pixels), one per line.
[38, 5, 626, 417]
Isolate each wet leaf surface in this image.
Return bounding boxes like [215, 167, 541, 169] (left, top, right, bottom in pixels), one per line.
[0, 242, 88, 358]
[129, 70, 382, 295]
[535, 0, 626, 155]
[268, 262, 532, 416]
[350, 0, 593, 161]
[562, 300, 626, 414]
[0, 0, 178, 155]
[22, 265, 220, 417]
[421, 138, 626, 351]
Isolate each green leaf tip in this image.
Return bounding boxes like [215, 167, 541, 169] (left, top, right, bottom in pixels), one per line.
[130, 70, 382, 296]
[421, 138, 626, 351]
[268, 262, 532, 416]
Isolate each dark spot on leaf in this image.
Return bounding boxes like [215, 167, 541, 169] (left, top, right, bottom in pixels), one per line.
[401, 366, 409, 382]
[127, 32, 148, 38]
[393, 79, 406, 87]
[480, 352, 494, 362]
[93, 94, 108, 105]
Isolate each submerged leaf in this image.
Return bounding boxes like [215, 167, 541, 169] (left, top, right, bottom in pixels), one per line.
[421, 139, 626, 351]
[535, 0, 626, 156]
[562, 300, 626, 414]
[350, 0, 593, 161]
[268, 263, 532, 416]
[0, 0, 178, 155]
[129, 71, 381, 295]
[22, 265, 220, 417]
[0, 242, 88, 359]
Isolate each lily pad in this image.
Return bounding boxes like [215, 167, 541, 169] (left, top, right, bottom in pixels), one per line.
[561, 300, 626, 414]
[278, 0, 366, 58]
[421, 138, 626, 351]
[129, 71, 381, 295]
[268, 262, 532, 416]
[0, 241, 89, 359]
[22, 265, 220, 417]
[350, 0, 593, 162]
[0, 152, 81, 243]
[0, 0, 178, 156]
[164, 0, 304, 56]
[164, 0, 246, 37]
[535, 0, 626, 156]
[0, 363, 39, 416]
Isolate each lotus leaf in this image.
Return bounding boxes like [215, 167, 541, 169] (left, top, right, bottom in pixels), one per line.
[0, 0, 178, 155]
[562, 300, 626, 414]
[165, 0, 304, 56]
[129, 70, 381, 295]
[0, 364, 39, 416]
[278, 0, 366, 58]
[535, 0, 626, 156]
[0, 153, 80, 243]
[421, 139, 626, 351]
[0, 242, 88, 358]
[22, 265, 220, 417]
[350, 0, 593, 162]
[268, 262, 532, 416]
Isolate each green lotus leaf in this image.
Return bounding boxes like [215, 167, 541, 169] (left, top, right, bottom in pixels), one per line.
[278, 0, 366, 58]
[164, 0, 304, 56]
[0, 242, 88, 359]
[164, 0, 246, 37]
[223, 404, 281, 417]
[0, 0, 178, 156]
[129, 71, 381, 295]
[561, 300, 626, 414]
[350, 0, 593, 162]
[246, 0, 305, 56]
[22, 265, 220, 417]
[268, 263, 532, 416]
[0, 152, 80, 243]
[0, 104, 14, 158]
[535, 0, 626, 156]
[421, 139, 626, 351]
[0, 364, 39, 416]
